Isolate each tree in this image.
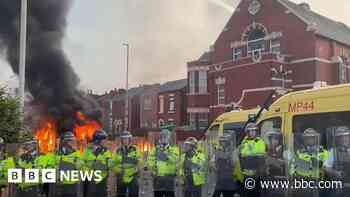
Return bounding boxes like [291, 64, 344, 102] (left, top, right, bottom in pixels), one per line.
[0, 86, 22, 143]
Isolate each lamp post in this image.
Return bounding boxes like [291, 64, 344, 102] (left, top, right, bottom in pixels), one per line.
[19, 0, 28, 114]
[123, 43, 129, 131]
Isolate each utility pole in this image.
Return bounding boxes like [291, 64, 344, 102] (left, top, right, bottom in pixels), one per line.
[19, 0, 28, 113]
[123, 43, 129, 131]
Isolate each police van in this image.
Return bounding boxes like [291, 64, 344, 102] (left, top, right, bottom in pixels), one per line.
[257, 83, 350, 151]
[206, 108, 259, 145]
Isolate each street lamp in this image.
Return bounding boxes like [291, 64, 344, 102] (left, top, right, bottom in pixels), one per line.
[122, 43, 129, 131]
[19, 0, 28, 114]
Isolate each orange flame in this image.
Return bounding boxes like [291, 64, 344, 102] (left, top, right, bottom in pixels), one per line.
[74, 112, 102, 152]
[35, 119, 58, 154]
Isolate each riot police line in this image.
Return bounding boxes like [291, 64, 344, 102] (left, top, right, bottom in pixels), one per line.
[1, 124, 350, 197]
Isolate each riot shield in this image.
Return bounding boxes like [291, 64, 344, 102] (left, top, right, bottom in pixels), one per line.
[202, 139, 216, 197]
[325, 126, 350, 197]
[292, 131, 321, 197]
[212, 131, 239, 196]
[264, 131, 285, 177]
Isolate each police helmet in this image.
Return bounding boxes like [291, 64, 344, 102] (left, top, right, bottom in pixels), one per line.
[302, 128, 319, 137]
[245, 123, 259, 133]
[120, 130, 132, 139]
[184, 137, 198, 147]
[265, 130, 282, 139]
[335, 126, 350, 137]
[23, 140, 37, 149]
[93, 130, 108, 142]
[62, 132, 76, 141]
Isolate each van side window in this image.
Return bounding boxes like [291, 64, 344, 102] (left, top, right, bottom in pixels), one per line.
[260, 117, 282, 137]
[293, 111, 350, 149]
[223, 122, 245, 146]
[207, 124, 220, 142]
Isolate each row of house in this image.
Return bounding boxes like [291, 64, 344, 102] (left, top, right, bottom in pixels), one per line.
[98, 79, 189, 135]
[98, 0, 350, 136]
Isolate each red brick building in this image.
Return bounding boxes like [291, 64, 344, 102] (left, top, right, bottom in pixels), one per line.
[99, 80, 188, 136]
[187, 0, 350, 125]
[140, 84, 161, 129]
[157, 79, 187, 127]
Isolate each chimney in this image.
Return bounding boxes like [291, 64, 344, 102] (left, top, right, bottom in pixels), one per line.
[299, 2, 311, 10]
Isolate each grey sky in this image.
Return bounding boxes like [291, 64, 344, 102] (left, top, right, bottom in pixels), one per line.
[0, 0, 349, 94]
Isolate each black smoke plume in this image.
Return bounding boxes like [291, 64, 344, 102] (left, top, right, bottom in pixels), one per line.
[0, 0, 100, 132]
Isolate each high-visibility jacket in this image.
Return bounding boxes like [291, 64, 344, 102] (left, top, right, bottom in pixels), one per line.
[58, 151, 81, 184]
[0, 157, 15, 187]
[239, 137, 267, 177]
[76, 148, 96, 172]
[180, 150, 206, 187]
[94, 148, 114, 182]
[147, 145, 179, 177]
[35, 153, 59, 184]
[35, 153, 58, 169]
[113, 145, 140, 184]
[17, 153, 40, 189]
[239, 137, 267, 157]
[293, 147, 329, 179]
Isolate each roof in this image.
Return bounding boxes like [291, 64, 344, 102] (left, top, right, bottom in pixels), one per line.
[159, 79, 187, 93]
[278, 0, 350, 46]
[198, 52, 211, 62]
[110, 86, 145, 101]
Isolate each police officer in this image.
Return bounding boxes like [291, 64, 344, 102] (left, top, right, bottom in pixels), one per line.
[292, 128, 329, 197]
[16, 139, 40, 197]
[264, 130, 287, 197]
[212, 133, 240, 197]
[147, 129, 179, 197]
[89, 130, 114, 197]
[239, 122, 267, 197]
[324, 126, 350, 197]
[34, 138, 59, 197]
[79, 134, 98, 197]
[265, 130, 285, 176]
[293, 128, 329, 179]
[114, 131, 140, 197]
[181, 137, 206, 197]
[0, 137, 15, 197]
[56, 132, 80, 197]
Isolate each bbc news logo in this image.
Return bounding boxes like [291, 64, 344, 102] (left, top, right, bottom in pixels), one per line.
[8, 169, 103, 183]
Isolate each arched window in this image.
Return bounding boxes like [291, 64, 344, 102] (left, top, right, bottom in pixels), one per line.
[242, 23, 267, 56]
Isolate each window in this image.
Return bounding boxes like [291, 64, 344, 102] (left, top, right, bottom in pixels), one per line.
[189, 113, 209, 130]
[247, 28, 266, 56]
[339, 56, 348, 84]
[143, 97, 152, 110]
[158, 119, 165, 127]
[271, 39, 281, 54]
[159, 96, 164, 114]
[189, 113, 196, 129]
[168, 95, 175, 112]
[223, 122, 245, 147]
[233, 48, 242, 60]
[260, 117, 282, 137]
[292, 112, 350, 149]
[217, 84, 225, 105]
[189, 71, 207, 94]
[206, 124, 220, 143]
[198, 71, 207, 93]
[189, 71, 196, 93]
[198, 113, 209, 130]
